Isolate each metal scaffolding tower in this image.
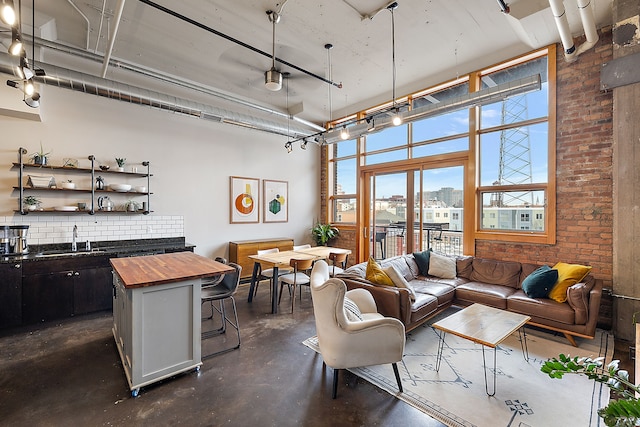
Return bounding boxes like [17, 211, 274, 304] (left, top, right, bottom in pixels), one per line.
[491, 94, 534, 207]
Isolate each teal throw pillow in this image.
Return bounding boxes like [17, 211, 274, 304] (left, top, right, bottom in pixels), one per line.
[521, 265, 558, 298]
[413, 249, 431, 276]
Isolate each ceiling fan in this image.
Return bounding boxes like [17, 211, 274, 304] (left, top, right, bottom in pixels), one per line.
[264, 10, 282, 91]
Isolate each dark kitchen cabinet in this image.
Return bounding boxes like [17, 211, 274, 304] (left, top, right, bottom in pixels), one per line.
[22, 255, 112, 324]
[0, 262, 22, 329]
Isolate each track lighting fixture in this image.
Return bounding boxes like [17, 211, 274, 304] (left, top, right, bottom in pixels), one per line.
[340, 126, 349, 140]
[24, 91, 40, 108]
[6, 79, 18, 88]
[8, 27, 22, 56]
[24, 79, 34, 96]
[16, 57, 33, 80]
[285, 141, 293, 153]
[300, 138, 308, 150]
[0, 0, 16, 26]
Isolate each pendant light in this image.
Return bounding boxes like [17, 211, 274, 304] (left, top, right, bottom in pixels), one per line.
[0, 0, 16, 26]
[388, 2, 402, 126]
[264, 10, 282, 91]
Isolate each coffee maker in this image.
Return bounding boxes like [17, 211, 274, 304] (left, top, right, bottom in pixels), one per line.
[0, 225, 29, 255]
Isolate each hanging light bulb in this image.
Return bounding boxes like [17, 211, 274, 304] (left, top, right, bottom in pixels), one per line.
[8, 27, 22, 56]
[0, 0, 16, 26]
[24, 79, 34, 96]
[340, 126, 349, 140]
[285, 141, 293, 153]
[392, 109, 402, 126]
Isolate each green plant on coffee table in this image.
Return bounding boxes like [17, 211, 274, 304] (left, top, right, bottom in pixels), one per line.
[541, 354, 640, 426]
[115, 157, 126, 167]
[311, 222, 339, 246]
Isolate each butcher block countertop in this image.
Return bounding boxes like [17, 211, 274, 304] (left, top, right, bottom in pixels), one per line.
[110, 252, 233, 288]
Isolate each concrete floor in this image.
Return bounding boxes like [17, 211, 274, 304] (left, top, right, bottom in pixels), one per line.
[0, 284, 444, 427]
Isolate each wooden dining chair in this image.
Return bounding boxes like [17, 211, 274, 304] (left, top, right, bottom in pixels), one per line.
[278, 258, 315, 313]
[253, 248, 292, 299]
[328, 252, 348, 277]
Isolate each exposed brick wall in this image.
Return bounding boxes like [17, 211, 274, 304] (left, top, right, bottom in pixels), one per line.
[476, 29, 614, 288]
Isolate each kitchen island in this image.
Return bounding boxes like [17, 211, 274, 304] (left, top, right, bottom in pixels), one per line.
[111, 252, 232, 396]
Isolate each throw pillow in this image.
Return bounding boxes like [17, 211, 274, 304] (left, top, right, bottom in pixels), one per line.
[384, 265, 417, 301]
[521, 265, 558, 298]
[428, 252, 457, 279]
[413, 249, 431, 276]
[365, 257, 395, 287]
[343, 296, 363, 322]
[548, 262, 592, 303]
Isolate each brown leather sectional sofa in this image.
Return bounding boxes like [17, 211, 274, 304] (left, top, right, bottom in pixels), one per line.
[337, 254, 602, 346]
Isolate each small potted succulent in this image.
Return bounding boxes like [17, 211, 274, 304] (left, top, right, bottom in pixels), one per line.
[115, 157, 126, 172]
[23, 195, 41, 211]
[30, 142, 51, 166]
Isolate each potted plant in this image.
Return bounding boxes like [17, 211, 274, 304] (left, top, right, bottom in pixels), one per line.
[541, 355, 640, 426]
[60, 179, 76, 189]
[311, 222, 340, 246]
[30, 142, 51, 166]
[115, 157, 126, 171]
[23, 195, 41, 211]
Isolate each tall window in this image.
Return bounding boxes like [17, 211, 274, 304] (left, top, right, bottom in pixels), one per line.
[327, 47, 554, 245]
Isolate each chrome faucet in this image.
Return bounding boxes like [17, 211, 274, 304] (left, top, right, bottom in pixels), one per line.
[72, 224, 78, 252]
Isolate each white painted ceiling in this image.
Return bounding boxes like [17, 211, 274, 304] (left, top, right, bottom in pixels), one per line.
[8, 0, 613, 135]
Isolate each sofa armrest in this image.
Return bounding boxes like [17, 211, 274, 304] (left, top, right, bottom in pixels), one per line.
[341, 277, 412, 326]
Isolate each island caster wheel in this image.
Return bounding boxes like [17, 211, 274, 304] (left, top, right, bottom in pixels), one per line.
[195, 366, 201, 372]
[131, 388, 140, 397]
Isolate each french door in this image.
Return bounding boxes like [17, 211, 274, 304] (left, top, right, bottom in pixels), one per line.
[362, 164, 464, 260]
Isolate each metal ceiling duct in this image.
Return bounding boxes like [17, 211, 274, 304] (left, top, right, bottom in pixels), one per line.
[0, 51, 317, 138]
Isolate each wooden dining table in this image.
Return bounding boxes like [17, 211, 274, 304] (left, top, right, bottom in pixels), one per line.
[247, 246, 351, 314]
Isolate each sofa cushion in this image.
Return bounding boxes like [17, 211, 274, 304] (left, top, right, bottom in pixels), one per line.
[521, 265, 558, 298]
[405, 255, 421, 279]
[409, 293, 439, 326]
[469, 258, 521, 288]
[507, 290, 575, 325]
[455, 282, 516, 309]
[380, 256, 415, 282]
[410, 279, 456, 307]
[384, 265, 417, 301]
[413, 250, 431, 276]
[365, 257, 395, 287]
[548, 262, 592, 303]
[456, 256, 474, 279]
[428, 252, 457, 279]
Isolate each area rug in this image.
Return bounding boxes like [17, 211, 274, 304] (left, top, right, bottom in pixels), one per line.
[303, 310, 613, 427]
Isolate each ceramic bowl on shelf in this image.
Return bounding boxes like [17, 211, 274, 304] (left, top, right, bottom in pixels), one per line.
[54, 206, 79, 212]
[109, 184, 131, 192]
[60, 182, 76, 189]
[133, 186, 147, 193]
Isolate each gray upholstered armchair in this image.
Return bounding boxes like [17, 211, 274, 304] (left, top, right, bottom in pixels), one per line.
[309, 260, 406, 398]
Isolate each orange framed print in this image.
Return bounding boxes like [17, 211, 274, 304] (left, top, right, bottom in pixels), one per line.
[263, 179, 288, 223]
[230, 176, 259, 223]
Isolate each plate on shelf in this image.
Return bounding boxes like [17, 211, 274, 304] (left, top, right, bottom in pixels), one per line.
[54, 206, 79, 212]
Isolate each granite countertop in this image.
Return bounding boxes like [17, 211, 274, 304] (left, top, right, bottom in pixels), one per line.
[0, 237, 195, 263]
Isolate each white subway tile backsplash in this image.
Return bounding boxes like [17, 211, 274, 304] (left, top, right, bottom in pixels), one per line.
[0, 214, 184, 245]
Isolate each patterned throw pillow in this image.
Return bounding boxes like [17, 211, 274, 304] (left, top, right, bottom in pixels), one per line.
[343, 296, 363, 321]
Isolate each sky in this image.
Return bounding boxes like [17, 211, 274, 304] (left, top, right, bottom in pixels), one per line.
[335, 81, 549, 198]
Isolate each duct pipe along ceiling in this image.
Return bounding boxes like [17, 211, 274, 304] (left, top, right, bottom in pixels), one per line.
[548, 0, 599, 62]
[0, 51, 316, 138]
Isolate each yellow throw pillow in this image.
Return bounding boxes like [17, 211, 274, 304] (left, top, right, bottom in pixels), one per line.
[548, 262, 592, 303]
[365, 257, 395, 287]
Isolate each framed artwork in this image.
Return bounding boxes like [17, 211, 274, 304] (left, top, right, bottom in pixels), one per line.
[230, 176, 260, 223]
[263, 179, 288, 223]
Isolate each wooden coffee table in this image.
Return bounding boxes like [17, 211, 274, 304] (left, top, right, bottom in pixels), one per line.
[432, 303, 530, 396]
